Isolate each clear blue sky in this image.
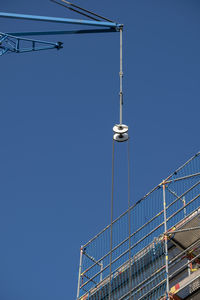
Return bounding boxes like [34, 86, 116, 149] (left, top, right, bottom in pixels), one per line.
[1, 1, 200, 299]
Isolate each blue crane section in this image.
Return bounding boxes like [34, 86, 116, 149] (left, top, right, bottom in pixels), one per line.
[0, 7, 122, 56]
[0, 32, 63, 56]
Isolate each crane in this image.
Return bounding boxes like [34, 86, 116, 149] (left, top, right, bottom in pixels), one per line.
[0, 0, 128, 141]
[1, 3, 129, 299]
[0, 1, 121, 55]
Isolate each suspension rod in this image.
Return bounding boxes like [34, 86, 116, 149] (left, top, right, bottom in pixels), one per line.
[119, 28, 123, 125]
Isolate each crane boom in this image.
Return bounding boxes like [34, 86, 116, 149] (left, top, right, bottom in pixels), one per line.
[0, 32, 62, 56]
[0, 9, 121, 56]
[0, 12, 121, 29]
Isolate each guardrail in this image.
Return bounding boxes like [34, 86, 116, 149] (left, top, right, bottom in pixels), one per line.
[77, 152, 200, 300]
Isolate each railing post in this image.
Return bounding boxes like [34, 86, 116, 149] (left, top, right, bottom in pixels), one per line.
[100, 261, 103, 282]
[182, 196, 190, 276]
[77, 246, 83, 300]
[162, 181, 169, 300]
[182, 196, 187, 218]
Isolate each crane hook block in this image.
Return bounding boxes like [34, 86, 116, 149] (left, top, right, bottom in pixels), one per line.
[113, 124, 129, 142]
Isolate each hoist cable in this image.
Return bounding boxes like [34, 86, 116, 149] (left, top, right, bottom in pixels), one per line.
[109, 139, 131, 300]
[128, 138, 132, 299]
[108, 25, 130, 300]
[109, 139, 115, 300]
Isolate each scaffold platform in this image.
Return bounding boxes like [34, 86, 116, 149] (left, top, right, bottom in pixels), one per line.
[77, 152, 200, 300]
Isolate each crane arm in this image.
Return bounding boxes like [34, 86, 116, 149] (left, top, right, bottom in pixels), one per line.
[0, 32, 62, 56]
[0, 12, 121, 30]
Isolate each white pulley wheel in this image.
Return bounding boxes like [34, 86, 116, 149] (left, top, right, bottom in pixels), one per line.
[113, 124, 128, 134]
[113, 133, 129, 142]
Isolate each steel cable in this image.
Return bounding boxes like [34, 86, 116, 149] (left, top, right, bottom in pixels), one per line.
[128, 139, 132, 300]
[109, 139, 115, 300]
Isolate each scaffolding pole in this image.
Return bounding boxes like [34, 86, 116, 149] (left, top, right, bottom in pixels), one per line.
[77, 246, 83, 300]
[163, 181, 170, 300]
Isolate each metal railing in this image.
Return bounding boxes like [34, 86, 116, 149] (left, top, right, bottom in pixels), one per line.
[77, 152, 200, 300]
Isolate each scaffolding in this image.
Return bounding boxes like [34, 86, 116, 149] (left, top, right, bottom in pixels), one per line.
[77, 152, 200, 300]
